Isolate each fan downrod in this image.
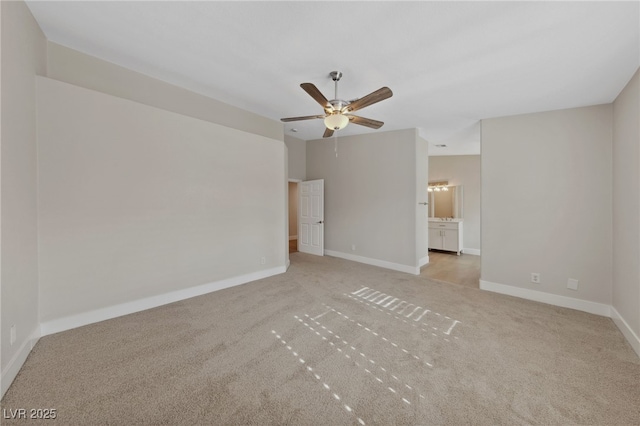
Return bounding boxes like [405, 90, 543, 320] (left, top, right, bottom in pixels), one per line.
[328, 71, 345, 106]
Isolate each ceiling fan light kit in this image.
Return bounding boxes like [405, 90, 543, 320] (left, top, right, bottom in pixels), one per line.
[324, 113, 349, 130]
[281, 71, 393, 138]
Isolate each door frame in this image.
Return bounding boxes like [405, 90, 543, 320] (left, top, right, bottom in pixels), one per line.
[287, 179, 302, 260]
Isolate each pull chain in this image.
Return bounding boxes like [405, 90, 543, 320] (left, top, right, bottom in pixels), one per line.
[334, 135, 338, 157]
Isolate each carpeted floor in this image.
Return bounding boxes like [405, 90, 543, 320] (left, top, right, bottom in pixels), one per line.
[2, 253, 639, 425]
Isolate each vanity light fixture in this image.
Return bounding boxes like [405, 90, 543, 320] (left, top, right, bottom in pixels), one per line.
[428, 181, 449, 192]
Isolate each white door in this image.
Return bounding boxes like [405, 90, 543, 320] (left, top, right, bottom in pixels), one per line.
[298, 179, 324, 256]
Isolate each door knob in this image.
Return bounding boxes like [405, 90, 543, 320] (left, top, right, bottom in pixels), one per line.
[316, 220, 324, 224]
[418, 202, 428, 205]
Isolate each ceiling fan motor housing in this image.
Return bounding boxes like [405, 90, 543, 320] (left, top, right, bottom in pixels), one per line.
[327, 99, 350, 113]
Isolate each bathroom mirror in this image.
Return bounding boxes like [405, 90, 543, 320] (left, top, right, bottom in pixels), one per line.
[428, 185, 463, 219]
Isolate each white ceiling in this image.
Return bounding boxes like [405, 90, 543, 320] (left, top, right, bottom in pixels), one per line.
[26, 1, 639, 155]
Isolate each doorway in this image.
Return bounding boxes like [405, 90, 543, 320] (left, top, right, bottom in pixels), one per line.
[424, 155, 481, 288]
[288, 180, 300, 254]
[288, 179, 325, 256]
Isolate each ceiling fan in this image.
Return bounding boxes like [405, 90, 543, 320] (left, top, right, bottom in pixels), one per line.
[281, 71, 393, 138]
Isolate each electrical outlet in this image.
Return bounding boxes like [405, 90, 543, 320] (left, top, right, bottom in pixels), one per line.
[567, 278, 579, 290]
[351, 244, 356, 251]
[10, 325, 16, 346]
[260, 257, 266, 265]
[531, 273, 540, 284]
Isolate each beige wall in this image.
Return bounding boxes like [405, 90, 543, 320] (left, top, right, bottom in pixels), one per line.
[0, 1, 46, 394]
[429, 155, 481, 252]
[288, 182, 298, 238]
[612, 67, 640, 348]
[416, 136, 429, 265]
[0, 14, 289, 395]
[284, 134, 306, 181]
[46, 42, 283, 142]
[481, 104, 612, 306]
[36, 77, 286, 323]
[307, 129, 425, 273]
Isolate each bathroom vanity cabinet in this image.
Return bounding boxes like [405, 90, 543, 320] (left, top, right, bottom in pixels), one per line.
[428, 220, 463, 255]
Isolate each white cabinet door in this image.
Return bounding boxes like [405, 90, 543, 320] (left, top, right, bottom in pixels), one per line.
[429, 228, 443, 250]
[442, 230, 459, 252]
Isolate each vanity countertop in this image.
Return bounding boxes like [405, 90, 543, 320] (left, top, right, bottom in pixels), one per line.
[428, 218, 463, 223]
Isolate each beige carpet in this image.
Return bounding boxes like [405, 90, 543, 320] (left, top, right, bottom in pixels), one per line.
[2, 253, 639, 425]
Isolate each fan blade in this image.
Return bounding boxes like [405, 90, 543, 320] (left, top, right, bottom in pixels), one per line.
[347, 87, 393, 113]
[347, 115, 384, 129]
[323, 128, 334, 138]
[281, 114, 326, 122]
[301, 83, 333, 111]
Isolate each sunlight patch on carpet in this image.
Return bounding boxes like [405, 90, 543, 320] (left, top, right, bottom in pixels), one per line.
[347, 286, 462, 340]
[271, 330, 366, 425]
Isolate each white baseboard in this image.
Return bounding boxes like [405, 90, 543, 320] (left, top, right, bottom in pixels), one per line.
[40, 266, 286, 337]
[1, 327, 40, 398]
[289, 235, 297, 241]
[611, 306, 640, 358]
[325, 249, 419, 275]
[479, 279, 611, 317]
[463, 248, 481, 256]
[419, 256, 429, 267]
